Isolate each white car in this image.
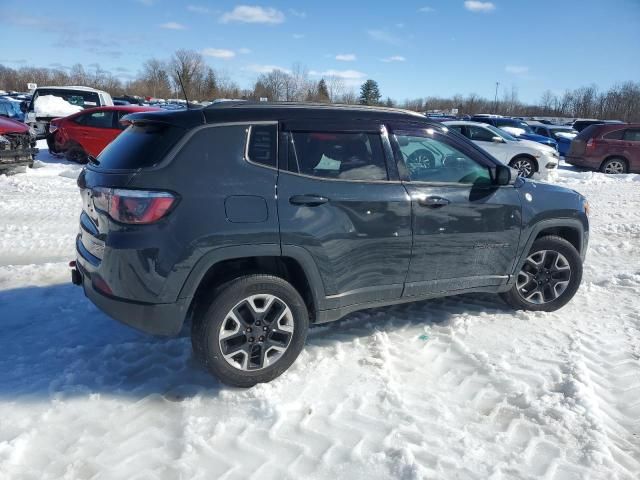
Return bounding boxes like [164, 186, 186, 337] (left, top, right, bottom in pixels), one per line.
[444, 121, 559, 180]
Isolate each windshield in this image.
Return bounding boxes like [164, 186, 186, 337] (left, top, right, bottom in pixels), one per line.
[496, 118, 534, 133]
[484, 124, 518, 141]
[29, 89, 100, 114]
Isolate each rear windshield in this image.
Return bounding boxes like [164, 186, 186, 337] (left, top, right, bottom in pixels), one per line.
[31, 89, 100, 110]
[96, 123, 185, 169]
[575, 124, 601, 140]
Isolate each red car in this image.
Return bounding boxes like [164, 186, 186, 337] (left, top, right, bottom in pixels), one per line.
[51, 106, 160, 162]
[566, 123, 640, 174]
[0, 117, 38, 172]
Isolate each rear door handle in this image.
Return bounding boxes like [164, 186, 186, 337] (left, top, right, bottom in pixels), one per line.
[289, 195, 329, 206]
[418, 196, 450, 208]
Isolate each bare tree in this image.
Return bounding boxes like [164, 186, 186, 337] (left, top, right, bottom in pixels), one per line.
[169, 49, 207, 101]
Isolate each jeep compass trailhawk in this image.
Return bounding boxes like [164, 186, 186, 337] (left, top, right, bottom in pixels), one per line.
[72, 103, 589, 387]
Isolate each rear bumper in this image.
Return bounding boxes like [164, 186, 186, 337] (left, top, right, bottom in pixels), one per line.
[75, 259, 188, 336]
[565, 155, 600, 169]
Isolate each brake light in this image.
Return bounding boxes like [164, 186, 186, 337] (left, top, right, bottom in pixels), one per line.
[586, 138, 597, 150]
[93, 188, 177, 224]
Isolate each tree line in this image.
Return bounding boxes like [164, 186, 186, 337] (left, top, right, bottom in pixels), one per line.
[1, 49, 638, 121]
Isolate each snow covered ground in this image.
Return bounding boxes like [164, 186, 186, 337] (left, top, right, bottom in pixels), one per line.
[0, 142, 639, 480]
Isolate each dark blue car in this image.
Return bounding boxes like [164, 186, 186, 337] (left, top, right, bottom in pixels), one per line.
[528, 122, 578, 156]
[471, 116, 558, 150]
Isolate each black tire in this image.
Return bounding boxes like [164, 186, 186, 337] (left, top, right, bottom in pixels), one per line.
[191, 274, 309, 387]
[509, 156, 537, 178]
[64, 144, 88, 164]
[500, 235, 582, 312]
[600, 157, 627, 174]
[46, 133, 57, 154]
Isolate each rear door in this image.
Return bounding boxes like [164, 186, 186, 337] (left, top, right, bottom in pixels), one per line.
[277, 121, 412, 308]
[75, 110, 118, 156]
[389, 126, 522, 296]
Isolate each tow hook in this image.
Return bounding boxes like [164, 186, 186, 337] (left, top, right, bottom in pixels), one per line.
[70, 260, 82, 286]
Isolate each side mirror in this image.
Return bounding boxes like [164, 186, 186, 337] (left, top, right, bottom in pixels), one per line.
[492, 136, 505, 143]
[495, 165, 517, 186]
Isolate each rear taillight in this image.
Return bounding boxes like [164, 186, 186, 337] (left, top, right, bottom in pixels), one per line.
[93, 188, 177, 224]
[586, 138, 597, 150]
[49, 123, 58, 134]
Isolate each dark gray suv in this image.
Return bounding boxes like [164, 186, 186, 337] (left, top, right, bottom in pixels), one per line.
[72, 103, 590, 387]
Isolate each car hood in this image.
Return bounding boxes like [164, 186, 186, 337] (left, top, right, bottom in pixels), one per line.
[0, 116, 29, 134]
[520, 132, 557, 144]
[518, 138, 557, 155]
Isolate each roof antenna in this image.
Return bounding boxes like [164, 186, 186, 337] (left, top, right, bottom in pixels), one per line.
[175, 70, 190, 109]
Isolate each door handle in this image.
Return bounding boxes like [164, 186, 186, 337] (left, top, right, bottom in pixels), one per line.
[418, 196, 450, 208]
[289, 195, 329, 206]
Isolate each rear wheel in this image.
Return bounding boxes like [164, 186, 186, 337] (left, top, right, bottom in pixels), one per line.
[509, 156, 536, 178]
[600, 157, 627, 174]
[65, 144, 88, 164]
[501, 235, 582, 312]
[191, 275, 309, 387]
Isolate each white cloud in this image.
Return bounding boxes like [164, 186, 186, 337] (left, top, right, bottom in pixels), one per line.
[382, 55, 406, 62]
[246, 64, 291, 74]
[367, 29, 401, 45]
[335, 54, 356, 61]
[159, 22, 186, 30]
[238, 48, 251, 54]
[288, 9, 306, 18]
[220, 5, 285, 24]
[202, 48, 236, 59]
[292, 33, 305, 39]
[464, 1, 496, 12]
[419, 6, 435, 13]
[505, 65, 529, 74]
[187, 5, 210, 14]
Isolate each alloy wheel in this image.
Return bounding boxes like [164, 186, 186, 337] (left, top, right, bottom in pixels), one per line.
[218, 294, 294, 371]
[511, 158, 534, 178]
[516, 250, 571, 304]
[603, 160, 625, 174]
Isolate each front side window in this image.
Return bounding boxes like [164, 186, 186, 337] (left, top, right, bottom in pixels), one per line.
[604, 129, 625, 140]
[395, 133, 491, 185]
[247, 124, 277, 168]
[468, 125, 498, 142]
[289, 131, 388, 181]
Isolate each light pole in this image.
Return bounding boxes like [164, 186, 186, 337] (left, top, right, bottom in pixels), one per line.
[494, 81, 500, 114]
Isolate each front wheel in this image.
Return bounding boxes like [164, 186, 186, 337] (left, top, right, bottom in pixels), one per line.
[500, 235, 582, 312]
[191, 275, 309, 387]
[509, 156, 536, 178]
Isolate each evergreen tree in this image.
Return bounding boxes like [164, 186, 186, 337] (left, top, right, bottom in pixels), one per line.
[204, 67, 218, 100]
[359, 79, 381, 105]
[317, 78, 330, 102]
[384, 97, 395, 108]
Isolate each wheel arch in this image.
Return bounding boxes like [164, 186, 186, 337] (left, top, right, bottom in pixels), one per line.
[600, 155, 628, 171]
[180, 245, 326, 326]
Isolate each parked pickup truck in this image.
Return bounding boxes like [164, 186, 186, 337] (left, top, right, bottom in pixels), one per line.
[0, 116, 38, 172]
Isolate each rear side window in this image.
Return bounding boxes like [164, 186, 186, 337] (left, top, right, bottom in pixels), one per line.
[288, 131, 388, 181]
[96, 123, 185, 169]
[604, 129, 625, 140]
[575, 124, 601, 140]
[247, 125, 277, 168]
[623, 129, 640, 142]
[76, 111, 114, 129]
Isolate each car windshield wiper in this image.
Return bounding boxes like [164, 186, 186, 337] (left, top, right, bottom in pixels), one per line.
[88, 155, 100, 166]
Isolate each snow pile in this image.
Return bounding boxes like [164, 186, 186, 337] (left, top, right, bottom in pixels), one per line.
[34, 95, 83, 117]
[0, 149, 639, 479]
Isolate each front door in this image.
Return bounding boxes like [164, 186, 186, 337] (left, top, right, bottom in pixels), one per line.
[389, 127, 522, 296]
[277, 125, 412, 308]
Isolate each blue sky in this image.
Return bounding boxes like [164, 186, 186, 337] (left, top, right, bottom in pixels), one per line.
[1, 0, 639, 102]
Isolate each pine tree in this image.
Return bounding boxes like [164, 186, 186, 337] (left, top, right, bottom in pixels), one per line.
[204, 68, 218, 100]
[317, 78, 330, 102]
[359, 79, 381, 105]
[384, 97, 395, 108]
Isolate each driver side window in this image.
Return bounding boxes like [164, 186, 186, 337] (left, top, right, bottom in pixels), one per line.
[395, 133, 491, 185]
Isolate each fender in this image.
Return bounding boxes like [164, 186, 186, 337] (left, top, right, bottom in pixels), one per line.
[506, 217, 586, 288]
[177, 243, 328, 313]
